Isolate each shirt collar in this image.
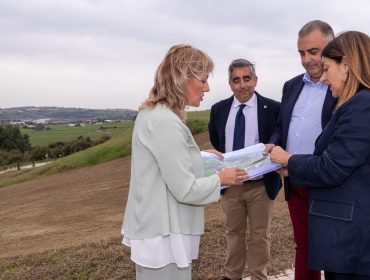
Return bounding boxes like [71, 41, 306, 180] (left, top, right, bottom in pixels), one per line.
[232, 93, 256, 108]
[303, 72, 324, 86]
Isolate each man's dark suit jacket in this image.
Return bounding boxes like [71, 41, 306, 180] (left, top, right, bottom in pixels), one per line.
[268, 74, 337, 200]
[208, 92, 282, 200]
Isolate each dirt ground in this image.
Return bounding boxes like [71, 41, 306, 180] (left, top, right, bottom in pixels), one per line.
[0, 132, 288, 259]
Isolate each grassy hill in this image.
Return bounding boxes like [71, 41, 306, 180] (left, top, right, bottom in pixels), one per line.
[0, 129, 133, 187]
[0, 110, 210, 187]
[186, 110, 210, 134]
[0, 106, 137, 121]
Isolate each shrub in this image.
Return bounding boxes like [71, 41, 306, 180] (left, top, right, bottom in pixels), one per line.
[186, 118, 209, 134]
[31, 147, 50, 161]
[94, 135, 111, 145]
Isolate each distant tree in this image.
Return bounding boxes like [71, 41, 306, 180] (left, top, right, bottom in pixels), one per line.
[31, 147, 50, 161]
[0, 125, 31, 152]
[22, 134, 31, 151]
[34, 124, 45, 131]
[73, 140, 92, 152]
[7, 150, 23, 165]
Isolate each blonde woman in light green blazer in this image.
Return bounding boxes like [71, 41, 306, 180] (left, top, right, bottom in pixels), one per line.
[122, 44, 248, 280]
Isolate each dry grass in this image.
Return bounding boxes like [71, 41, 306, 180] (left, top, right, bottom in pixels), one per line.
[193, 205, 294, 279]
[0, 239, 134, 280]
[0, 205, 294, 280]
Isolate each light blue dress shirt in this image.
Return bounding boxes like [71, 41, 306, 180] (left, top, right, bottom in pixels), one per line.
[286, 73, 328, 154]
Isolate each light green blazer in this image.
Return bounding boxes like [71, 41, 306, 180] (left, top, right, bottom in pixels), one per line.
[122, 104, 220, 239]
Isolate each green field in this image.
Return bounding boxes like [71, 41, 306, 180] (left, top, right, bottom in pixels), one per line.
[20, 111, 209, 148]
[187, 110, 210, 121]
[1, 111, 210, 186]
[20, 121, 134, 147]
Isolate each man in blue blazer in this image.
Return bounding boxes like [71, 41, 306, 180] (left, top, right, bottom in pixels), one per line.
[266, 20, 336, 280]
[209, 59, 281, 280]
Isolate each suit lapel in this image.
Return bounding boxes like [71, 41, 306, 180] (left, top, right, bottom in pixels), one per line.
[285, 79, 304, 124]
[256, 92, 267, 142]
[220, 96, 234, 151]
[283, 78, 304, 144]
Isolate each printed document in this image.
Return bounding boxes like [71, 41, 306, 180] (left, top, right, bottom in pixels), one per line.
[201, 143, 281, 182]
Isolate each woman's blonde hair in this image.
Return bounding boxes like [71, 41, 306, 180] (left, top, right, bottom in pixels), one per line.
[322, 31, 370, 109]
[140, 44, 214, 121]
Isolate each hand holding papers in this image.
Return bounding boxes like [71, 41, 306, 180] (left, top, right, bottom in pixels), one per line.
[201, 143, 282, 181]
[202, 149, 248, 185]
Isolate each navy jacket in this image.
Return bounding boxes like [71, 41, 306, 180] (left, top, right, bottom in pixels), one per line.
[288, 89, 370, 275]
[269, 74, 336, 200]
[208, 92, 282, 200]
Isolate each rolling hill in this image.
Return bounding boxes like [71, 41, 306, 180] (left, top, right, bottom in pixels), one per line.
[0, 106, 138, 122]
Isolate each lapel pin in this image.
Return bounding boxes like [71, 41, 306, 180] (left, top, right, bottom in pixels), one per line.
[264, 105, 267, 109]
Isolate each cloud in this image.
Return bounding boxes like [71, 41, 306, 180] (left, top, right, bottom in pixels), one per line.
[0, 0, 369, 109]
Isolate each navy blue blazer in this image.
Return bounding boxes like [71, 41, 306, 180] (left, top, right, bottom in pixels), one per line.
[208, 92, 282, 200]
[268, 74, 336, 200]
[287, 89, 370, 275]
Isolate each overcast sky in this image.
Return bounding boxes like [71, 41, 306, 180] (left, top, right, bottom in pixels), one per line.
[1, 0, 369, 111]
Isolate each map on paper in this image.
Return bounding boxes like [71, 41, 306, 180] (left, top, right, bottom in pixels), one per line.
[201, 143, 281, 181]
